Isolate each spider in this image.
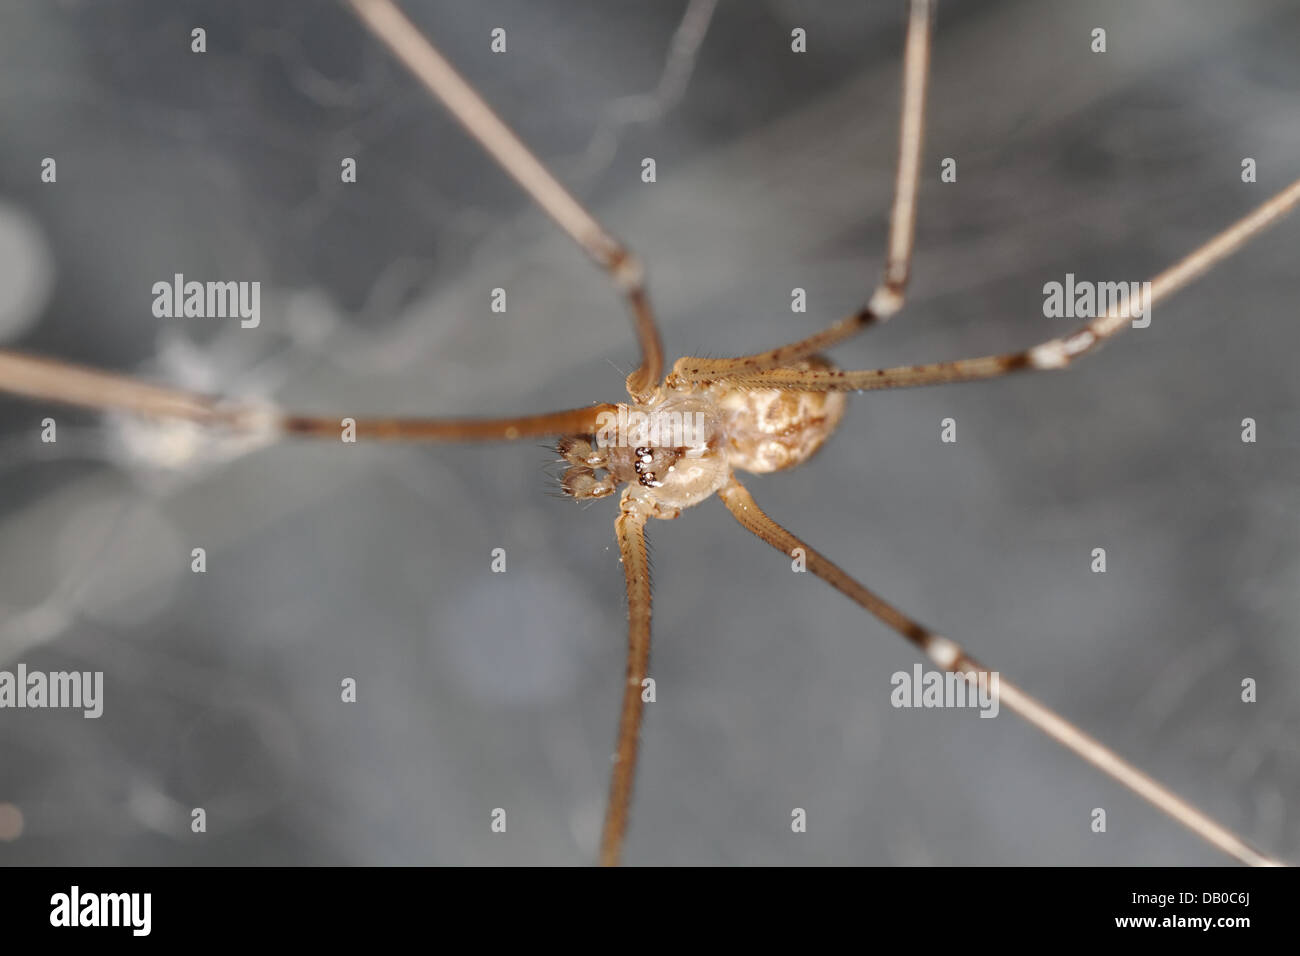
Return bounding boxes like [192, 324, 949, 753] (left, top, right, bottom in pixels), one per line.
[1, 0, 1296, 865]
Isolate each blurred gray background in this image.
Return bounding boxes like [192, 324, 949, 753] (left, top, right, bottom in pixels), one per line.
[0, 0, 1297, 865]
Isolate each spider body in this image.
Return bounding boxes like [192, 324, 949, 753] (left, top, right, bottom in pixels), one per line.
[559, 355, 846, 518]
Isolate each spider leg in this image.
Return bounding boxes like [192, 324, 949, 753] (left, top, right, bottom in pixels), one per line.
[720, 175, 1300, 392]
[669, 0, 935, 387]
[600, 491, 653, 866]
[717, 475, 1280, 867]
[278, 406, 617, 442]
[0, 348, 617, 442]
[0, 349, 236, 427]
[345, 0, 664, 402]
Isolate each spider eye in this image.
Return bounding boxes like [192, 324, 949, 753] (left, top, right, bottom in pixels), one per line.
[631, 445, 681, 488]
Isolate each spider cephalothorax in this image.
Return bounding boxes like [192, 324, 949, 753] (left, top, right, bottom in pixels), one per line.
[558, 355, 847, 518]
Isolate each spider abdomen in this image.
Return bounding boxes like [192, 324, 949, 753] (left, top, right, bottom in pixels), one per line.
[713, 355, 848, 475]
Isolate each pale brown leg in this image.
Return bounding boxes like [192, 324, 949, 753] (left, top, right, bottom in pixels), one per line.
[345, 0, 664, 402]
[0, 349, 237, 427]
[0, 348, 616, 442]
[279, 405, 617, 442]
[720, 176, 1300, 392]
[718, 475, 1280, 867]
[600, 493, 653, 867]
[669, 0, 935, 387]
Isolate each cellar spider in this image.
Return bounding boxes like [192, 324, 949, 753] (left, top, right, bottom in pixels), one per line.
[0, 1, 1297, 864]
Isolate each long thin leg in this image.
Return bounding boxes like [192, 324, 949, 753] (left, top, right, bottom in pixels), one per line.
[668, 0, 934, 387]
[345, 0, 664, 402]
[0, 348, 616, 442]
[600, 493, 653, 866]
[717, 475, 1280, 867]
[279, 406, 616, 442]
[0, 349, 239, 427]
[719, 176, 1300, 392]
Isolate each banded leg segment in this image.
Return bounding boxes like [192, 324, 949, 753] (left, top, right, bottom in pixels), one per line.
[600, 495, 653, 867]
[721, 175, 1300, 393]
[669, 0, 936, 387]
[345, 0, 664, 402]
[718, 475, 1279, 867]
